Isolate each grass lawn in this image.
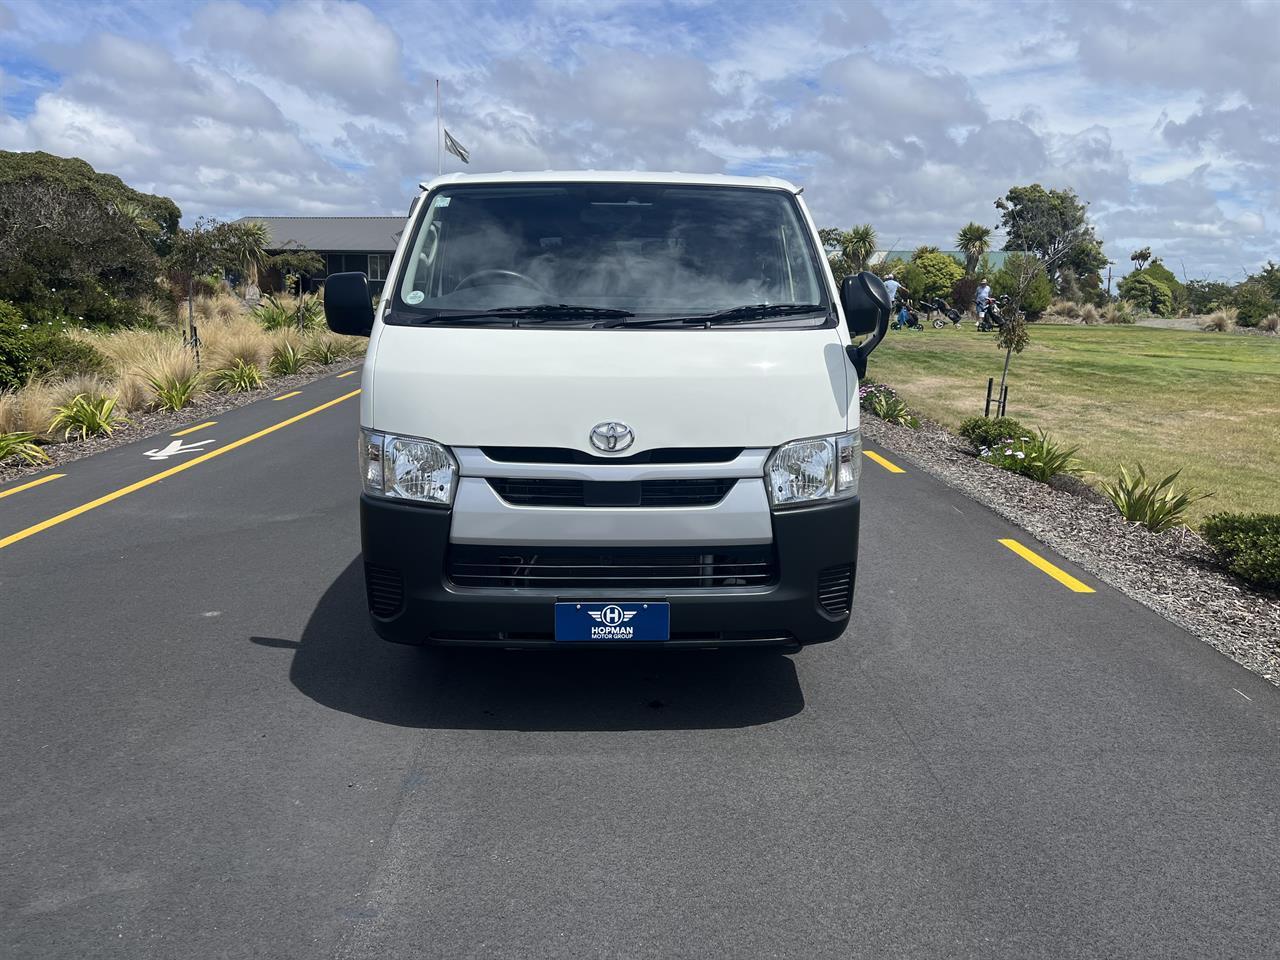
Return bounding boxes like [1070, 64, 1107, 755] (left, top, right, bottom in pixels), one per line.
[867, 324, 1280, 527]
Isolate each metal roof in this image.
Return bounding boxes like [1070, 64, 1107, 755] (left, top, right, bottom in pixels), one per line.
[870, 249, 1012, 270]
[233, 216, 404, 252]
[416, 170, 802, 193]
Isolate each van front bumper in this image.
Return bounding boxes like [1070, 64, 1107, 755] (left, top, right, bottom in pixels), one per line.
[358, 493, 860, 649]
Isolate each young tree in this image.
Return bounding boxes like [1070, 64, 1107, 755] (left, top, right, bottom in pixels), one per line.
[1129, 247, 1152, 271]
[989, 253, 1048, 408]
[955, 222, 992, 275]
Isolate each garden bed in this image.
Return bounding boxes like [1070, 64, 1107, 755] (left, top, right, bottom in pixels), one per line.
[0, 358, 360, 485]
[861, 414, 1280, 687]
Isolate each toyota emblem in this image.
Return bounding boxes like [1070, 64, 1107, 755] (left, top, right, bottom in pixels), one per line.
[589, 421, 634, 453]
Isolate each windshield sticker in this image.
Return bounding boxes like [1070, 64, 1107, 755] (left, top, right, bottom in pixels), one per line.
[405, 290, 425, 304]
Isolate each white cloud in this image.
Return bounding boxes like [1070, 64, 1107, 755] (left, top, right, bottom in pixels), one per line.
[0, 0, 1274, 279]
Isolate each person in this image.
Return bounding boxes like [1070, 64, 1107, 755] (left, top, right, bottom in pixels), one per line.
[975, 278, 991, 321]
[883, 273, 905, 307]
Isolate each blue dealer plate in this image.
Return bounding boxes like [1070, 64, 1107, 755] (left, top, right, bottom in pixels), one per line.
[554, 602, 671, 642]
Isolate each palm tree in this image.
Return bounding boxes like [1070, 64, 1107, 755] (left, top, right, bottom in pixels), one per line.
[955, 222, 992, 276]
[841, 224, 877, 273]
[224, 220, 271, 289]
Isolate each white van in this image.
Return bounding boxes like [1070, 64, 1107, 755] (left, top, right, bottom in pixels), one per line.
[324, 171, 889, 650]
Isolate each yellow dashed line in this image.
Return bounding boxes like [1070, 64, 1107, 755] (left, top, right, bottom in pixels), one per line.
[999, 538, 1095, 593]
[273, 391, 302, 401]
[0, 391, 360, 551]
[0, 473, 65, 501]
[337, 370, 357, 379]
[172, 421, 216, 437]
[863, 450, 905, 473]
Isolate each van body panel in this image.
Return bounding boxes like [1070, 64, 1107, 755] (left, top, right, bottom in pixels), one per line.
[369, 325, 855, 453]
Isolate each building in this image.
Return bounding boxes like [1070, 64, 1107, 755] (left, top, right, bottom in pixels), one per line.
[869, 249, 1013, 273]
[233, 216, 405, 295]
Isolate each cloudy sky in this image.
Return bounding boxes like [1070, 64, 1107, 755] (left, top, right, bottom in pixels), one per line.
[1, 0, 1276, 280]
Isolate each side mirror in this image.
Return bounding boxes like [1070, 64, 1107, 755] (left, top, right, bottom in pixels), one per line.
[839, 272, 890, 379]
[323, 272, 374, 336]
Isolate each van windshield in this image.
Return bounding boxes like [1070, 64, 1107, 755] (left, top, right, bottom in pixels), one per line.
[392, 183, 830, 328]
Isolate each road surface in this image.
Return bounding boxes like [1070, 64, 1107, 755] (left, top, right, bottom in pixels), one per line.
[2, 372, 1277, 959]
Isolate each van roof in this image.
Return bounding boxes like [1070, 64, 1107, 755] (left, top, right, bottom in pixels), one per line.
[417, 170, 801, 194]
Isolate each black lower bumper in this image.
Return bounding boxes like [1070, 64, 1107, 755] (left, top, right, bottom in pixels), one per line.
[358, 494, 860, 649]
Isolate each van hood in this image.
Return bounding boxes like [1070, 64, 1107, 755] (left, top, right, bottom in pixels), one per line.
[367, 325, 855, 454]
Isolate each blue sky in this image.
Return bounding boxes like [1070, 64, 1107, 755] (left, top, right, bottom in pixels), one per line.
[1, 0, 1277, 280]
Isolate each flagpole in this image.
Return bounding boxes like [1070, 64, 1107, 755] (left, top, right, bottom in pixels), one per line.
[436, 79, 442, 176]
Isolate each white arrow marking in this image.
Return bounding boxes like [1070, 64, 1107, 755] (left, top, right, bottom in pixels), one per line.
[143, 438, 216, 461]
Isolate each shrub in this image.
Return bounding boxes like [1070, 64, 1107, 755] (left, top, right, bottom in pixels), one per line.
[958, 416, 1028, 450]
[253, 293, 324, 331]
[1099, 464, 1208, 533]
[1225, 281, 1274, 327]
[113, 371, 152, 412]
[49, 393, 125, 440]
[0, 301, 109, 388]
[857, 383, 918, 427]
[901, 251, 964, 301]
[1202, 307, 1237, 332]
[268, 335, 308, 376]
[212, 358, 263, 393]
[0, 430, 48, 465]
[977, 429, 1078, 483]
[870, 392, 919, 428]
[1201, 513, 1280, 592]
[1078, 303, 1100, 325]
[203, 315, 270, 370]
[303, 334, 342, 366]
[1259, 313, 1279, 333]
[1118, 272, 1173, 317]
[146, 365, 202, 411]
[1101, 301, 1135, 324]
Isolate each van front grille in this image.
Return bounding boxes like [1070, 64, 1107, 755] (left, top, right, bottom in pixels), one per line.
[487, 477, 736, 508]
[447, 545, 776, 590]
[364, 563, 404, 618]
[481, 446, 742, 465]
[817, 564, 853, 616]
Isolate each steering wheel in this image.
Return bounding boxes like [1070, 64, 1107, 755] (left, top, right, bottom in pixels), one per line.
[454, 269, 547, 293]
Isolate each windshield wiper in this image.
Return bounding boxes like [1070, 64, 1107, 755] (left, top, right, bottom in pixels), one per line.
[423, 304, 634, 326]
[600, 303, 828, 328]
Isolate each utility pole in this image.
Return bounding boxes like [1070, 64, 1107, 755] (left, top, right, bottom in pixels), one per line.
[1106, 261, 1114, 297]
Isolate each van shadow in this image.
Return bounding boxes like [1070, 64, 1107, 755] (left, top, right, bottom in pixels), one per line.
[260, 557, 805, 732]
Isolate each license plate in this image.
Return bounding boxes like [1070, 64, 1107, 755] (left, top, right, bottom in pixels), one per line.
[554, 602, 670, 642]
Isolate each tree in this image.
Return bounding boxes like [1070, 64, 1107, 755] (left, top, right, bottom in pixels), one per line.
[1130, 247, 1152, 270]
[265, 247, 325, 295]
[223, 220, 271, 289]
[902, 250, 964, 300]
[995, 184, 1106, 284]
[1117, 272, 1173, 316]
[819, 224, 877, 283]
[992, 253, 1052, 315]
[956, 222, 992, 275]
[0, 150, 180, 326]
[1185, 279, 1232, 315]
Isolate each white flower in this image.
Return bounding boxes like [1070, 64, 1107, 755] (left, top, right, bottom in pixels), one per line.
[1020, 436, 1031, 441]
[1004, 448, 1013, 455]
[1014, 451, 1025, 459]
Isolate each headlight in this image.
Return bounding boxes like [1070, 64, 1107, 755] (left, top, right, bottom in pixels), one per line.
[359, 428, 457, 505]
[765, 430, 860, 508]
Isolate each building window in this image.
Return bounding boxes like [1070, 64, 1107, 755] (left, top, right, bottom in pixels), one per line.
[368, 254, 390, 281]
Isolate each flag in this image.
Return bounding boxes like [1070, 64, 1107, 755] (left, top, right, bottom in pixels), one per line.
[443, 128, 470, 164]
